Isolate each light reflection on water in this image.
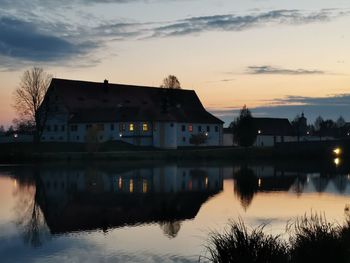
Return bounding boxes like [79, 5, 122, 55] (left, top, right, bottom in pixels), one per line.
[0, 160, 350, 262]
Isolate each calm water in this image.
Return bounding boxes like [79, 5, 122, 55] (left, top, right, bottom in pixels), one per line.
[0, 160, 349, 263]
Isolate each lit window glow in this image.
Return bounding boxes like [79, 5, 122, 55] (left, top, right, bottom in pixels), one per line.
[142, 179, 148, 193]
[129, 179, 134, 193]
[118, 177, 122, 189]
[188, 125, 193, 132]
[333, 147, 342, 156]
[129, 123, 134, 131]
[142, 123, 148, 131]
[334, 158, 341, 166]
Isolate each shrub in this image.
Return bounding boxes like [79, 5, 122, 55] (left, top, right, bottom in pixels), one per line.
[288, 213, 347, 263]
[203, 219, 289, 263]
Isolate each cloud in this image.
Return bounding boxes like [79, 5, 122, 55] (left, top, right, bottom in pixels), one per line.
[0, 16, 97, 64]
[0, 8, 349, 70]
[246, 65, 325, 75]
[151, 9, 348, 37]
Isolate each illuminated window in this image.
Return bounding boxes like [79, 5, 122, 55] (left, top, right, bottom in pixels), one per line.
[142, 179, 148, 193]
[129, 123, 134, 132]
[188, 125, 193, 132]
[142, 123, 148, 131]
[118, 176, 122, 190]
[129, 179, 134, 193]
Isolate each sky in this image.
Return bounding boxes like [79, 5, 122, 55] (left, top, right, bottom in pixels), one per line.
[0, 0, 350, 126]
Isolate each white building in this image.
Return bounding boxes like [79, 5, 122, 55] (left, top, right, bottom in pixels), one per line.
[40, 78, 223, 149]
[223, 117, 297, 147]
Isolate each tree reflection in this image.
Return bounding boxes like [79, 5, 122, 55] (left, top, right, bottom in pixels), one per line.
[159, 221, 182, 238]
[13, 172, 49, 247]
[233, 166, 258, 210]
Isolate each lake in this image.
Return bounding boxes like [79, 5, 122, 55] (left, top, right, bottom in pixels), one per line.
[0, 159, 349, 262]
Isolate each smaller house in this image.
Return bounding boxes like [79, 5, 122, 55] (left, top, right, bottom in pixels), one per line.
[253, 118, 295, 147]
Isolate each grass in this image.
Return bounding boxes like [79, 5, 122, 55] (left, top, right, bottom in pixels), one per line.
[203, 219, 288, 263]
[202, 213, 350, 263]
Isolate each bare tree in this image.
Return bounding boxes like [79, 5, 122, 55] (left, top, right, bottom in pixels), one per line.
[13, 67, 52, 142]
[160, 75, 181, 89]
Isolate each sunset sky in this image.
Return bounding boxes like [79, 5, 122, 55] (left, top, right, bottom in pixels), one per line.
[1, 0, 350, 126]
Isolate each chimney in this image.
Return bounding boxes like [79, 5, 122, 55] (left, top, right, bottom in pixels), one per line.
[103, 79, 109, 92]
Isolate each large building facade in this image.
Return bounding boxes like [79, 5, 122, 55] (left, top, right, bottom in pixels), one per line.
[40, 78, 223, 148]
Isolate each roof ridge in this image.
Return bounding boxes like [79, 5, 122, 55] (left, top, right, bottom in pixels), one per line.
[51, 78, 195, 92]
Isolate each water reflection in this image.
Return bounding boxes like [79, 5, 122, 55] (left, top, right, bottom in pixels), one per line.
[232, 159, 350, 210]
[8, 164, 223, 246]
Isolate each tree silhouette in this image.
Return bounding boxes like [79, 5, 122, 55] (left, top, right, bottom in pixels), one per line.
[232, 105, 256, 147]
[13, 67, 52, 142]
[14, 173, 49, 247]
[160, 75, 181, 89]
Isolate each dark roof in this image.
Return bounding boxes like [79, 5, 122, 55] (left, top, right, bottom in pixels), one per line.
[252, 117, 293, 136]
[49, 78, 223, 124]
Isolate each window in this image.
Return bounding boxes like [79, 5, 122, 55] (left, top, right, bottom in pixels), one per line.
[70, 125, 78, 132]
[170, 123, 174, 127]
[129, 123, 134, 131]
[207, 126, 210, 132]
[86, 124, 92, 130]
[198, 125, 202, 132]
[76, 136, 79, 141]
[61, 125, 65, 132]
[111, 124, 114, 131]
[42, 136, 46, 140]
[47, 125, 51, 132]
[129, 179, 134, 193]
[188, 125, 193, 132]
[54, 125, 58, 132]
[99, 135, 103, 140]
[119, 123, 126, 131]
[142, 123, 148, 132]
[182, 125, 185, 132]
[182, 137, 186, 142]
[97, 124, 104, 131]
[215, 126, 219, 132]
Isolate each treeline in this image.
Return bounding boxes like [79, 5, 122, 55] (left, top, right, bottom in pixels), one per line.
[0, 120, 35, 136]
[230, 105, 350, 147]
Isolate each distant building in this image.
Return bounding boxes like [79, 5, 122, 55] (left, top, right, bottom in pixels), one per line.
[39, 78, 224, 149]
[252, 117, 295, 147]
[223, 117, 299, 147]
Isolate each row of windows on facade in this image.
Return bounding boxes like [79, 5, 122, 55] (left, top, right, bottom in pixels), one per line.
[47, 123, 220, 133]
[42, 135, 202, 143]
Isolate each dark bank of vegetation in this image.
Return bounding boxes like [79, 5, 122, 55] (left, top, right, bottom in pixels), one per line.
[201, 214, 350, 263]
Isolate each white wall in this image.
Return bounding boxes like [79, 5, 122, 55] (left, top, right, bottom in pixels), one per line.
[176, 123, 222, 147]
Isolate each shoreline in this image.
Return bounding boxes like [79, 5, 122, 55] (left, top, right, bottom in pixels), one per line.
[0, 140, 345, 163]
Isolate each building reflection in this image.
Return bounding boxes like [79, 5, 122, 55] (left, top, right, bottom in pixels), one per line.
[33, 164, 223, 236]
[231, 160, 350, 210]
